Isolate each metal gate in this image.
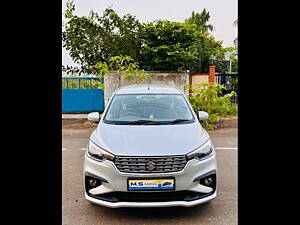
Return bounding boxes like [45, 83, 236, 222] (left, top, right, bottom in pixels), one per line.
[62, 77, 104, 113]
[215, 73, 238, 104]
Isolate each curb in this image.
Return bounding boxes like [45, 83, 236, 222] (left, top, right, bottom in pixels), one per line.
[62, 114, 88, 120]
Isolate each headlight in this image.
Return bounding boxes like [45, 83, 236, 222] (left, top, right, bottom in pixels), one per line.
[87, 141, 115, 161]
[187, 140, 213, 160]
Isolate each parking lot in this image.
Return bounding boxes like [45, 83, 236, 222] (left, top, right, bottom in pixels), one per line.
[62, 126, 237, 225]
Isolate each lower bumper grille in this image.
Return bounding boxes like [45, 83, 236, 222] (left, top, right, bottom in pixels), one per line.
[114, 155, 187, 173]
[91, 191, 214, 203]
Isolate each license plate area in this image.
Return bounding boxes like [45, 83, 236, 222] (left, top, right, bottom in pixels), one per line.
[127, 177, 175, 191]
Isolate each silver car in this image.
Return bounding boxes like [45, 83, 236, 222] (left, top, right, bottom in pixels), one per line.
[84, 84, 217, 208]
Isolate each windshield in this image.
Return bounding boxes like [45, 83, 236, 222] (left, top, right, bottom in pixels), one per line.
[103, 94, 194, 125]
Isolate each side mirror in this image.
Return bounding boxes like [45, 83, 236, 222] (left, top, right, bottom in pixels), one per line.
[198, 111, 209, 121]
[87, 112, 100, 122]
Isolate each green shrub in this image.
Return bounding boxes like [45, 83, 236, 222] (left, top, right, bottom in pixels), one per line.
[186, 82, 238, 129]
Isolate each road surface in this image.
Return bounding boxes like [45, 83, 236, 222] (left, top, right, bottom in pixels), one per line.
[62, 127, 237, 225]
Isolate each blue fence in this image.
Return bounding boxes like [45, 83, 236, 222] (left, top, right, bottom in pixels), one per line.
[62, 77, 104, 113]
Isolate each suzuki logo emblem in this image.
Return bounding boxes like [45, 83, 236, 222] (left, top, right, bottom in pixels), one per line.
[147, 161, 156, 171]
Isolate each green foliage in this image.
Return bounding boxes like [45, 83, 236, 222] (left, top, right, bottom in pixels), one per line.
[183, 9, 229, 73]
[94, 62, 110, 89]
[194, 36, 224, 73]
[65, 0, 75, 19]
[186, 82, 238, 129]
[96, 62, 110, 80]
[139, 20, 223, 73]
[62, 1, 231, 74]
[62, 0, 142, 74]
[185, 9, 214, 34]
[223, 46, 238, 73]
[109, 55, 150, 82]
[210, 46, 238, 73]
[91, 56, 150, 88]
[139, 20, 200, 72]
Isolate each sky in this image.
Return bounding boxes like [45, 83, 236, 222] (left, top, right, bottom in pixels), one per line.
[62, 0, 237, 67]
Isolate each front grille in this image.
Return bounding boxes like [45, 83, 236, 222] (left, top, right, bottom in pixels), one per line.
[92, 191, 213, 202]
[114, 155, 187, 173]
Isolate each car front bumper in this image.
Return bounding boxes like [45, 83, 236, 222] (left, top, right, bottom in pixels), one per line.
[85, 191, 216, 208]
[83, 151, 217, 208]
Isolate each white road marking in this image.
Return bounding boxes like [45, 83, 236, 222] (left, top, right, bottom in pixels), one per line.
[62, 148, 67, 151]
[79, 148, 87, 151]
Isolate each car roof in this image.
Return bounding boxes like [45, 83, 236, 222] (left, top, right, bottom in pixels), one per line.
[115, 84, 182, 95]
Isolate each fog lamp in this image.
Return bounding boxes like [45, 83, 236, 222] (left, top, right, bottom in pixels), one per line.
[89, 178, 99, 188]
[204, 177, 213, 186]
[195, 171, 217, 191]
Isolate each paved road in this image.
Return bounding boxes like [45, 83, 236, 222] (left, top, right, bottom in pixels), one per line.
[62, 127, 237, 225]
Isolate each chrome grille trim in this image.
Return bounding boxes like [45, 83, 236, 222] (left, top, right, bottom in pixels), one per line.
[114, 155, 187, 173]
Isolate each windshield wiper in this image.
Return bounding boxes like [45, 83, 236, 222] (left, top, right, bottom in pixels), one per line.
[126, 120, 162, 125]
[170, 119, 192, 124]
[111, 119, 192, 125]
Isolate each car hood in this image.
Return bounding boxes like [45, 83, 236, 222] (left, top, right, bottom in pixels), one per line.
[90, 122, 209, 156]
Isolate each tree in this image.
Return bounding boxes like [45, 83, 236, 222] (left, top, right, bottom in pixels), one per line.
[139, 20, 199, 72]
[185, 9, 214, 34]
[139, 20, 223, 73]
[62, 0, 142, 74]
[184, 9, 231, 72]
[195, 35, 224, 73]
[209, 46, 238, 73]
[62, 1, 226, 74]
[227, 47, 238, 73]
